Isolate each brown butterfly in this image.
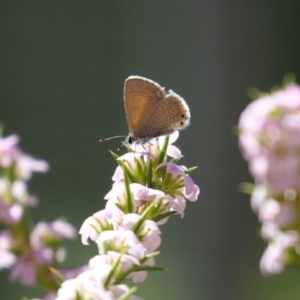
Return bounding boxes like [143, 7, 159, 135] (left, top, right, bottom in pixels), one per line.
[100, 76, 190, 146]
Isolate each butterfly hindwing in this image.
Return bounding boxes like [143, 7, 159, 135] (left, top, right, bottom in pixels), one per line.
[135, 91, 191, 139]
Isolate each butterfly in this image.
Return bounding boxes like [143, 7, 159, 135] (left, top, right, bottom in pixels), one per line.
[100, 76, 190, 146]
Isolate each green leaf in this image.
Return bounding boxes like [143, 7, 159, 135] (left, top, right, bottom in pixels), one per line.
[115, 158, 137, 183]
[268, 107, 284, 119]
[232, 125, 240, 136]
[161, 170, 173, 186]
[141, 251, 160, 263]
[124, 174, 134, 213]
[104, 255, 122, 288]
[153, 211, 177, 222]
[169, 157, 181, 164]
[282, 73, 296, 87]
[133, 202, 156, 235]
[115, 202, 127, 214]
[155, 163, 167, 180]
[132, 265, 167, 272]
[184, 166, 197, 174]
[109, 151, 119, 160]
[0, 123, 4, 137]
[141, 202, 156, 220]
[146, 158, 153, 188]
[132, 217, 145, 235]
[101, 240, 110, 254]
[157, 135, 169, 165]
[246, 87, 265, 100]
[239, 182, 255, 194]
[136, 158, 146, 184]
[49, 267, 65, 283]
[150, 201, 166, 216]
[124, 144, 135, 153]
[117, 286, 138, 300]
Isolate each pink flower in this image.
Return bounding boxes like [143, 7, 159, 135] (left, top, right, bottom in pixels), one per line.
[58, 265, 89, 280]
[127, 184, 175, 222]
[112, 153, 143, 187]
[0, 135, 19, 168]
[109, 284, 137, 299]
[250, 185, 267, 212]
[79, 209, 123, 245]
[128, 131, 182, 159]
[130, 183, 165, 202]
[56, 269, 113, 300]
[164, 163, 200, 201]
[260, 231, 299, 275]
[106, 131, 199, 223]
[74, 129, 199, 295]
[38, 292, 57, 300]
[0, 178, 9, 196]
[258, 199, 297, 227]
[239, 84, 300, 192]
[260, 243, 285, 275]
[57, 266, 137, 300]
[50, 220, 77, 239]
[0, 231, 16, 270]
[105, 185, 136, 211]
[0, 134, 19, 151]
[11, 180, 27, 200]
[0, 201, 23, 224]
[148, 131, 182, 159]
[30, 220, 76, 248]
[239, 83, 300, 275]
[15, 153, 49, 181]
[10, 247, 53, 285]
[161, 131, 182, 158]
[89, 252, 139, 273]
[120, 214, 161, 252]
[0, 249, 16, 270]
[0, 134, 49, 180]
[96, 230, 145, 261]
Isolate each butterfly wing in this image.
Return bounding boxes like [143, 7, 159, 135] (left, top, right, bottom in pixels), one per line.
[135, 90, 191, 139]
[124, 76, 166, 137]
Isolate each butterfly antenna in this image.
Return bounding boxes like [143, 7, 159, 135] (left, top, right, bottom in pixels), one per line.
[99, 135, 126, 142]
[100, 135, 126, 151]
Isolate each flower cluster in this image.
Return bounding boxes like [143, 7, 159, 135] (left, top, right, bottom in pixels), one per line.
[0, 133, 77, 296]
[239, 83, 300, 275]
[56, 131, 199, 299]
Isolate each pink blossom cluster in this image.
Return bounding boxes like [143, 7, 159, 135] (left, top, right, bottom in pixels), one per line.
[56, 131, 199, 299]
[0, 134, 77, 296]
[239, 84, 300, 275]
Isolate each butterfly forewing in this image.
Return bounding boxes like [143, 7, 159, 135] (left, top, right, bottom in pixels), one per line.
[124, 76, 166, 136]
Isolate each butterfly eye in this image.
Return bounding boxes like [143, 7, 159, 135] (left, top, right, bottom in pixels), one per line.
[128, 136, 134, 144]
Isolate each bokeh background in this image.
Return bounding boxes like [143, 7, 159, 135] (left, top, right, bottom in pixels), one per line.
[1, 1, 300, 299]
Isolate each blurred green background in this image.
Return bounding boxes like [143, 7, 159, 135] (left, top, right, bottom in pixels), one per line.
[1, 1, 300, 299]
